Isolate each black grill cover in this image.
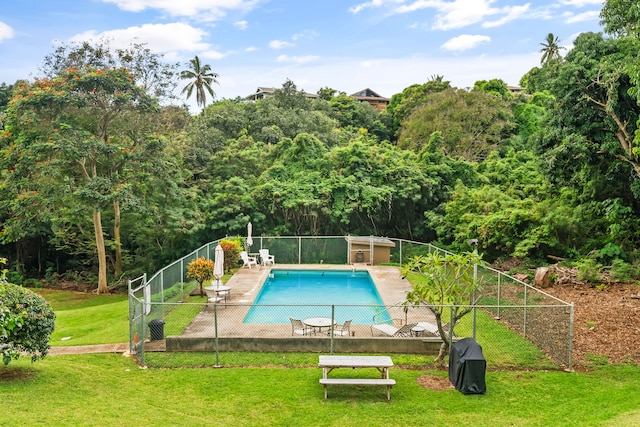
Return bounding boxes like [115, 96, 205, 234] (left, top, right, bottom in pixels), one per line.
[448, 338, 486, 394]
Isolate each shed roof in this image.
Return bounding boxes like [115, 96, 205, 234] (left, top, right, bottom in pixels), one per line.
[345, 236, 396, 247]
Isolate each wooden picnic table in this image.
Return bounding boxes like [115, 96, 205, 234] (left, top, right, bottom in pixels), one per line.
[318, 355, 396, 400]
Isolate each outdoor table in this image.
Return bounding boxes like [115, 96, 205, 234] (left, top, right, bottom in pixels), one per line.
[318, 355, 396, 400]
[411, 325, 426, 337]
[204, 285, 231, 302]
[304, 317, 336, 334]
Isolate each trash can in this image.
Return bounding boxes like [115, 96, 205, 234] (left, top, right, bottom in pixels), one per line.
[355, 250, 365, 263]
[449, 338, 486, 394]
[148, 319, 165, 341]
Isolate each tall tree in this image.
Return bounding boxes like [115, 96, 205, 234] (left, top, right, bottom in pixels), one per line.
[384, 75, 451, 139]
[180, 56, 219, 110]
[2, 67, 159, 293]
[539, 33, 565, 65]
[40, 39, 178, 101]
[600, 0, 640, 37]
[404, 251, 485, 363]
[398, 88, 515, 161]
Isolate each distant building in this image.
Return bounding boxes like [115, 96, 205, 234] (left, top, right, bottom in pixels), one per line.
[243, 86, 390, 110]
[350, 88, 390, 111]
[243, 87, 318, 101]
[507, 85, 525, 94]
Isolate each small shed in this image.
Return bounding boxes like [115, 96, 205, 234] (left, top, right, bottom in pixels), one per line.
[346, 236, 396, 265]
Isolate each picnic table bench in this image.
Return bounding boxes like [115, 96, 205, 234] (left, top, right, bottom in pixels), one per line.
[318, 355, 396, 400]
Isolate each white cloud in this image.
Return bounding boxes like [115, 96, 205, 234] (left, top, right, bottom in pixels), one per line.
[234, 20, 248, 30]
[560, 0, 603, 6]
[245, 46, 258, 52]
[269, 39, 294, 49]
[483, 4, 530, 28]
[292, 30, 318, 41]
[100, 0, 259, 21]
[349, 0, 404, 14]
[564, 10, 600, 24]
[68, 22, 212, 55]
[428, 0, 506, 31]
[201, 49, 226, 60]
[0, 21, 14, 42]
[276, 54, 319, 64]
[441, 34, 491, 52]
[351, 0, 535, 31]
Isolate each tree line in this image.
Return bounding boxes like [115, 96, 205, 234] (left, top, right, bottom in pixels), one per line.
[1, 1, 640, 292]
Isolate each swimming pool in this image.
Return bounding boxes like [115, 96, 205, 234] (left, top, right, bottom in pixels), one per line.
[243, 270, 391, 324]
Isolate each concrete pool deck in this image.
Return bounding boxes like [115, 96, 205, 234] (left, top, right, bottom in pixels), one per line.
[229, 264, 414, 305]
[174, 264, 439, 344]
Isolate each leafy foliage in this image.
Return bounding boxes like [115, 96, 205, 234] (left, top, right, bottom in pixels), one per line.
[180, 55, 219, 109]
[186, 257, 214, 297]
[219, 239, 241, 272]
[0, 260, 56, 365]
[404, 251, 485, 362]
[398, 88, 516, 161]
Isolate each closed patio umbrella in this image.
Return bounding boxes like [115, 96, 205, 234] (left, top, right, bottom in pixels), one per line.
[247, 221, 253, 251]
[213, 244, 224, 287]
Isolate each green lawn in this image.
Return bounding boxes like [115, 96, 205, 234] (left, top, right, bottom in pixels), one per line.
[2, 355, 639, 426]
[40, 289, 130, 346]
[7, 287, 635, 426]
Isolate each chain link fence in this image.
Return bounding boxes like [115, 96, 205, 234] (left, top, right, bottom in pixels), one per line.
[129, 236, 573, 370]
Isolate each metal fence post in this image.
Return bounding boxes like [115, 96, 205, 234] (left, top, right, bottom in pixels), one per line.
[330, 305, 335, 354]
[523, 281, 528, 337]
[449, 305, 454, 351]
[496, 272, 502, 319]
[568, 302, 574, 370]
[214, 304, 220, 367]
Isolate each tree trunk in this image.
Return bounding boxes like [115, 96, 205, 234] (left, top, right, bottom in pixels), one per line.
[113, 199, 122, 278]
[93, 210, 109, 294]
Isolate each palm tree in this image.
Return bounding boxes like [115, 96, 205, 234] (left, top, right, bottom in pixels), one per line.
[180, 56, 219, 109]
[539, 33, 565, 65]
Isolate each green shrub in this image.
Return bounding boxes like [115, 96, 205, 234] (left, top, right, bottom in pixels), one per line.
[575, 258, 602, 283]
[0, 282, 56, 365]
[150, 282, 193, 303]
[220, 239, 241, 272]
[610, 259, 634, 282]
[595, 243, 627, 264]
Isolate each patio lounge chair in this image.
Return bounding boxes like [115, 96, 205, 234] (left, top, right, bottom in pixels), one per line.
[416, 321, 452, 338]
[240, 251, 258, 269]
[371, 322, 417, 337]
[259, 249, 275, 266]
[329, 319, 352, 337]
[290, 318, 314, 336]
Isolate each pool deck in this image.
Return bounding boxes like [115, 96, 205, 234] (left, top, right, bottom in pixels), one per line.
[231, 264, 413, 304]
[178, 264, 436, 340]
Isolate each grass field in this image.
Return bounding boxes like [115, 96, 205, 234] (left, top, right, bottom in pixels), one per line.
[2, 354, 640, 426]
[1, 287, 638, 426]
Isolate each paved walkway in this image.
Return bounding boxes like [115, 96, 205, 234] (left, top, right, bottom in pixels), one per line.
[49, 343, 129, 355]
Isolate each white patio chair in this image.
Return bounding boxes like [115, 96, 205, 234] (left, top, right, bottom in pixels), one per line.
[290, 318, 314, 336]
[329, 319, 352, 337]
[371, 322, 417, 337]
[240, 251, 258, 269]
[259, 249, 275, 266]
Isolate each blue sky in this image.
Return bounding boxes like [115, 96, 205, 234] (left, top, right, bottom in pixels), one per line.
[1, 0, 604, 102]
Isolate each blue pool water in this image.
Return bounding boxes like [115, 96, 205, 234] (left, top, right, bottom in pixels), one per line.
[243, 270, 390, 324]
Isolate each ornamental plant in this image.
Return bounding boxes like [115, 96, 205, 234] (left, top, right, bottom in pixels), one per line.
[186, 257, 215, 297]
[0, 260, 56, 365]
[220, 239, 241, 272]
